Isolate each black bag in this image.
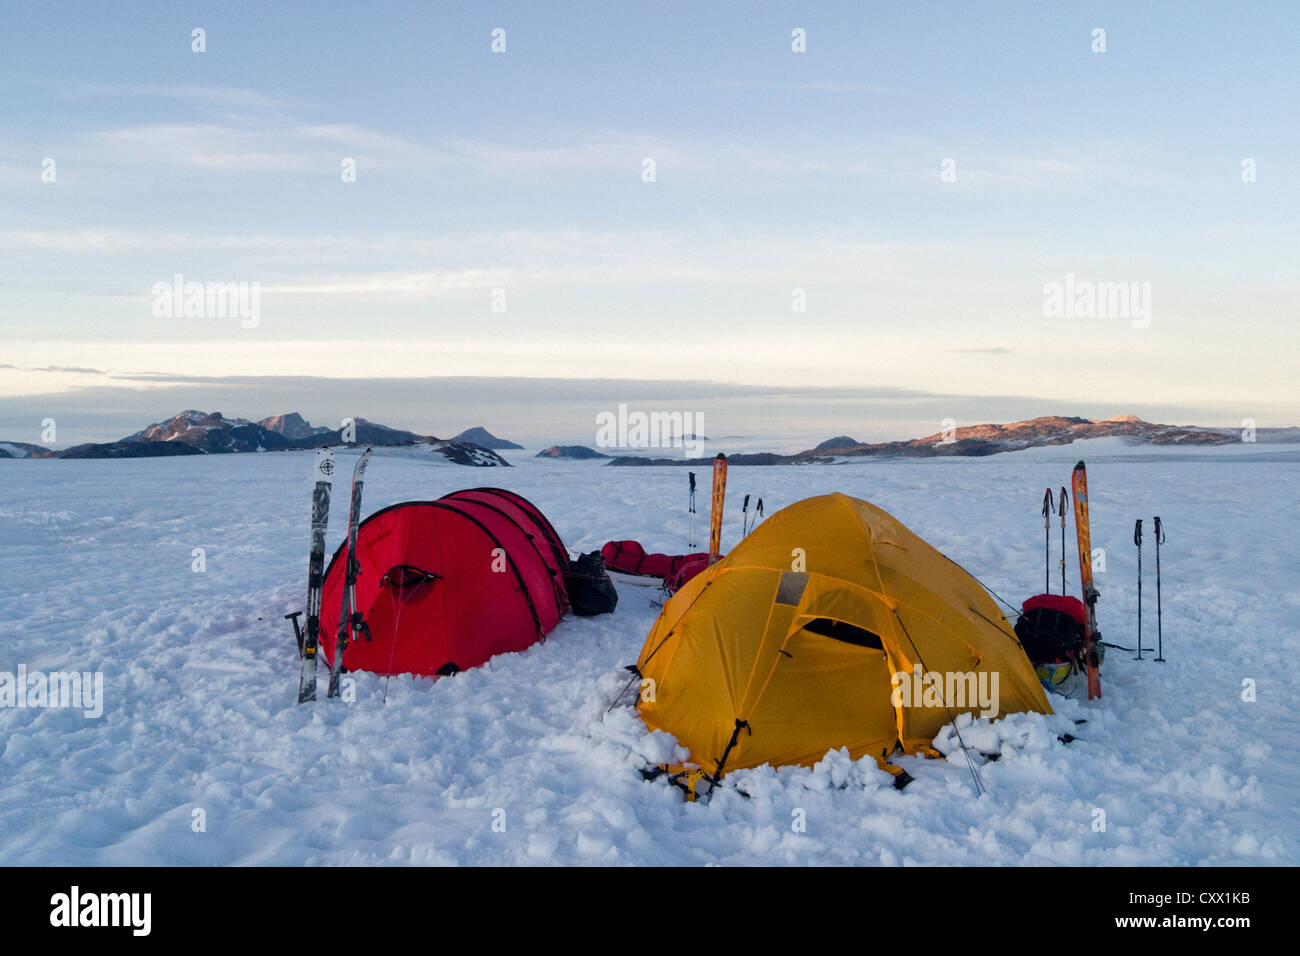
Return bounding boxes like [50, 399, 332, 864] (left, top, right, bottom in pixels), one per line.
[564, 550, 619, 616]
[1014, 606, 1086, 666]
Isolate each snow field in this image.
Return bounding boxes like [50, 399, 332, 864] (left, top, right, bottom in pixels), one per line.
[0, 441, 1295, 864]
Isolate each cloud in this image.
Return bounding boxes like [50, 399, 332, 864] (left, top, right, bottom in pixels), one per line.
[695, 80, 902, 94]
[0, 364, 107, 374]
[95, 122, 314, 171]
[51, 80, 296, 112]
[0, 229, 154, 253]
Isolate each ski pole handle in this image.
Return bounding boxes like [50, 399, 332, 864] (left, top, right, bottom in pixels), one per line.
[285, 611, 305, 657]
[1133, 518, 1142, 546]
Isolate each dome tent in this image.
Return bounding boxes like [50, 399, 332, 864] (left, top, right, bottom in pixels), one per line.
[320, 488, 569, 679]
[634, 493, 1051, 784]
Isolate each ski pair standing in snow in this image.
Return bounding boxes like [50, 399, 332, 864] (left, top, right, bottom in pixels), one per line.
[297, 447, 372, 703]
[297, 448, 335, 703]
[327, 448, 373, 699]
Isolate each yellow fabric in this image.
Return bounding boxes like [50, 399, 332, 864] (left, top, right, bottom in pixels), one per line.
[636, 493, 1051, 776]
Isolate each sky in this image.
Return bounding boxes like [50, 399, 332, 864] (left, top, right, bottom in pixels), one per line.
[2, 1, 1297, 445]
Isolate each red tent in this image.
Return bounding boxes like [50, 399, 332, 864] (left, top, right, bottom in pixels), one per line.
[320, 488, 569, 678]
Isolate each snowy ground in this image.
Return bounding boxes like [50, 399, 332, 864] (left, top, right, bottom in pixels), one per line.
[1, 439, 1296, 865]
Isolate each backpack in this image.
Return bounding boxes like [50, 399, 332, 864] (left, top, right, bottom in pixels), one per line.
[1014, 594, 1087, 666]
[564, 550, 619, 616]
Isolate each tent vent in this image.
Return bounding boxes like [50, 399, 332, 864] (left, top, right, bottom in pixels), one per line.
[775, 571, 808, 606]
[802, 617, 883, 649]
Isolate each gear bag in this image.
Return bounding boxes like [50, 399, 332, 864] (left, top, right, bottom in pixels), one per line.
[564, 550, 619, 616]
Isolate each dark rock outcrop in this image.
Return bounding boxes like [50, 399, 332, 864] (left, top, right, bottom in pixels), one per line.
[451, 426, 523, 450]
[536, 445, 611, 460]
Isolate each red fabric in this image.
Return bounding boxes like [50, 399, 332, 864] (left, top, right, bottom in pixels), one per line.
[600, 540, 710, 580]
[664, 556, 711, 593]
[443, 488, 568, 571]
[441, 489, 570, 615]
[1021, 592, 1087, 624]
[320, 492, 567, 678]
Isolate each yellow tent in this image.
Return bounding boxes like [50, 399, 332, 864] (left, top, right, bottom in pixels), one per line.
[635, 493, 1050, 783]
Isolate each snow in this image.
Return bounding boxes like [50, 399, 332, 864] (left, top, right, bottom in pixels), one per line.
[0, 443, 31, 459]
[0, 441, 1296, 865]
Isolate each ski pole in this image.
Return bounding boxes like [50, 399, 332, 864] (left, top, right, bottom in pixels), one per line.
[741, 494, 750, 537]
[1059, 486, 1069, 594]
[687, 472, 696, 549]
[285, 611, 304, 658]
[1041, 488, 1054, 593]
[1154, 516, 1165, 662]
[1134, 519, 1143, 660]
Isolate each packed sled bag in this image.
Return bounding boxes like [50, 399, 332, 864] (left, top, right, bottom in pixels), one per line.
[601, 541, 709, 580]
[564, 550, 619, 616]
[664, 556, 711, 593]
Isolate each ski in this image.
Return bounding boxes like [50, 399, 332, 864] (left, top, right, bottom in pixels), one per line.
[297, 447, 335, 704]
[708, 453, 727, 563]
[1071, 461, 1103, 700]
[327, 448, 373, 699]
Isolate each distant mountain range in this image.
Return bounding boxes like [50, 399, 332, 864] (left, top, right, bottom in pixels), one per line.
[806, 415, 1238, 458]
[1, 411, 514, 466]
[5, 412, 1295, 464]
[607, 415, 1291, 465]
